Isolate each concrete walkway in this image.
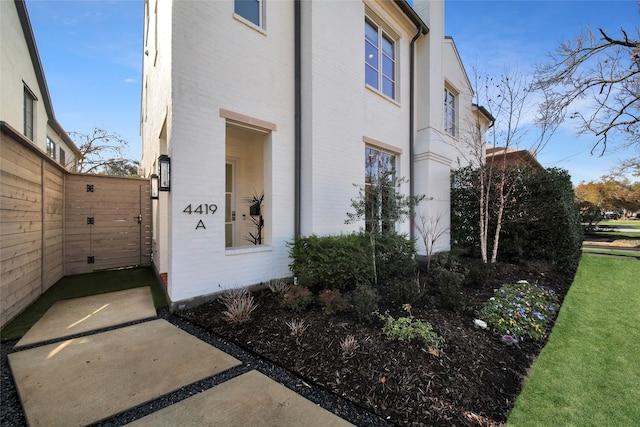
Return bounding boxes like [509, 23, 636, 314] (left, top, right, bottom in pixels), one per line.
[7, 288, 353, 426]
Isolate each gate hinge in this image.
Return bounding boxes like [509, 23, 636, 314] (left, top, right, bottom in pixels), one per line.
[87, 217, 95, 225]
[87, 256, 95, 264]
[86, 184, 94, 192]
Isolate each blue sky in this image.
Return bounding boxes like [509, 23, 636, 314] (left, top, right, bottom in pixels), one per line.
[26, 0, 638, 184]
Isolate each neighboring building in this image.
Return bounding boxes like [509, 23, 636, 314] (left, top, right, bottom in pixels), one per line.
[486, 146, 543, 170]
[141, 0, 490, 308]
[1, 0, 80, 170]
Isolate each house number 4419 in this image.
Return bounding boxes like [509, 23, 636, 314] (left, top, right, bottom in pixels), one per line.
[183, 204, 218, 215]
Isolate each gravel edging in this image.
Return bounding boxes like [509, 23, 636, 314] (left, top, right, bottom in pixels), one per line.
[1, 307, 390, 426]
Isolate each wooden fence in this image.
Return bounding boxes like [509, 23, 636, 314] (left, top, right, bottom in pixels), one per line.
[1, 122, 151, 328]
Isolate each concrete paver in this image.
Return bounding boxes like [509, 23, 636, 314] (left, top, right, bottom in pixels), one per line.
[8, 319, 241, 426]
[16, 287, 157, 347]
[126, 370, 354, 427]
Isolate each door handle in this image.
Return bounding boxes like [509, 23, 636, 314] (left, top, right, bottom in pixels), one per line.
[135, 214, 143, 224]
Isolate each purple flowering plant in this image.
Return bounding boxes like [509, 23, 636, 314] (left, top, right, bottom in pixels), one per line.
[479, 280, 558, 341]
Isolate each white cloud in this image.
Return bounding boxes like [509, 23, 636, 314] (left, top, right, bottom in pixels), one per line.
[123, 78, 136, 84]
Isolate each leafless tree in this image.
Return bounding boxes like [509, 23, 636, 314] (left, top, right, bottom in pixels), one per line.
[70, 127, 139, 176]
[414, 210, 449, 270]
[456, 69, 559, 263]
[533, 18, 640, 155]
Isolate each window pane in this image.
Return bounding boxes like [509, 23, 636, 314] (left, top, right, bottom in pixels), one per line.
[235, 0, 260, 26]
[365, 148, 378, 184]
[365, 20, 378, 45]
[365, 65, 379, 89]
[365, 41, 378, 68]
[381, 35, 393, 58]
[382, 77, 394, 98]
[225, 163, 232, 192]
[382, 55, 394, 79]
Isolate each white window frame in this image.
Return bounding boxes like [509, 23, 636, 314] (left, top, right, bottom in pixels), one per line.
[365, 146, 398, 232]
[444, 87, 457, 137]
[234, 0, 264, 29]
[365, 17, 397, 100]
[46, 137, 56, 160]
[23, 85, 35, 140]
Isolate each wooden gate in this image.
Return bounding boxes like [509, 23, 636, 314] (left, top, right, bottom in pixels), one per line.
[65, 174, 151, 275]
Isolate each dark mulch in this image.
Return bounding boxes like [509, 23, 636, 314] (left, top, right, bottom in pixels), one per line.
[179, 260, 575, 427]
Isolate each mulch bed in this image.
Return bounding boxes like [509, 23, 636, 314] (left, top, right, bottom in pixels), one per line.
[178, 260, 575, 426]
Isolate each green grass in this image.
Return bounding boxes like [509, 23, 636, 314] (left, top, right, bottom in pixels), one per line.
[507, 256, 640, 426]
[582, 248, 640, 258]
[1, 267, 167, 342]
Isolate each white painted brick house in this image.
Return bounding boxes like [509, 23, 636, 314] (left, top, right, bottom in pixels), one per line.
[1, 0, 80, 170]
[141, 0, 490, 309]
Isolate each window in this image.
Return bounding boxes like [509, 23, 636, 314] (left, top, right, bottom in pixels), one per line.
[444, 87, 456, 136]
[23, 86, 35, 140]
[235, 0, 262, 27]
[365, 18, 396, 99]
[365, 147, 397, 232]
[46, 138, 56, 160]
[59, 148, 66, 166]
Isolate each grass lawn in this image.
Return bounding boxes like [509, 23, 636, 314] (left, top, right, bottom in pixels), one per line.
[507, 256, 640, 426]
[582, 248, 640, 258]
[0, 267, 167, 342]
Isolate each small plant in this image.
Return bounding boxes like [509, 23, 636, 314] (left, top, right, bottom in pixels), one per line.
[340, 335, 360, 357]
[318, 289, 349, 315]
[285, 318, 308, 337]
[268, 278, 290, 295]
[350, 284, 380, 323]
[282, 286, 314, 312]
[380, 311, 444, 351]
[219, 288, 258, 324]
[466, 261, 496, 289]
[479, 280, 558, 341]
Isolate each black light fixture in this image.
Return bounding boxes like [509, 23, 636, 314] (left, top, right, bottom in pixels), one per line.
[158, 155, 170, 191]
[150, 174, 159, 199]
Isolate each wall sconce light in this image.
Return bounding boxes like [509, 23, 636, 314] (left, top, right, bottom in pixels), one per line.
[158, 155, 170, 191]
[150, 174, 159, 199]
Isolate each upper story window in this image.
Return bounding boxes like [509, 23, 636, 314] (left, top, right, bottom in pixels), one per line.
[23, 86, 35, 140]
[235, 0, 263, 28]
[59, 148, 66, 166]
[46, 137, 56, 159]
[444, 87, 457, 137]
[365, 18, 396, 99]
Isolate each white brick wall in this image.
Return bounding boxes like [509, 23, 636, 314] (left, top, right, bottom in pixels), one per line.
[142, 0, 483, 305]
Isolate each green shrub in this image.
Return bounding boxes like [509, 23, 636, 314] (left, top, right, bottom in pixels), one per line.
[375, 231, 417, 281]
[288, 234, 373, 291]
[433, 267, 466, 311]
[282, 286, 314, 312]
[318, 289, 349, 315]
[451, 166, 582, 272]
[380, 312, 444, 350]
[350, 284, 379, 323]
[479, 280, 558, 341]
[393, 276, 424, 305]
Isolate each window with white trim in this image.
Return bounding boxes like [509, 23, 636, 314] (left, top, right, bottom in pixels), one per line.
[365, 147, 397, 232]
[234, 0, 263, 28]
[365, 17, 396, 99]
[59, 148, 66, 166]
[23, 86, 35, 140]
[444, 87, 457, 136]
[46, 137, 56, 160]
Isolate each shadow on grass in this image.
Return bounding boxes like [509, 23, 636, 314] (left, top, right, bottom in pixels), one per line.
[1, 267, 167, 342]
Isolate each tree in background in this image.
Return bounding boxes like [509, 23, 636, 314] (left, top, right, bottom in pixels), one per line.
[533, 15, 640, 154]
[71, 127, 139, 176]
[575, 178, 640, 220]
